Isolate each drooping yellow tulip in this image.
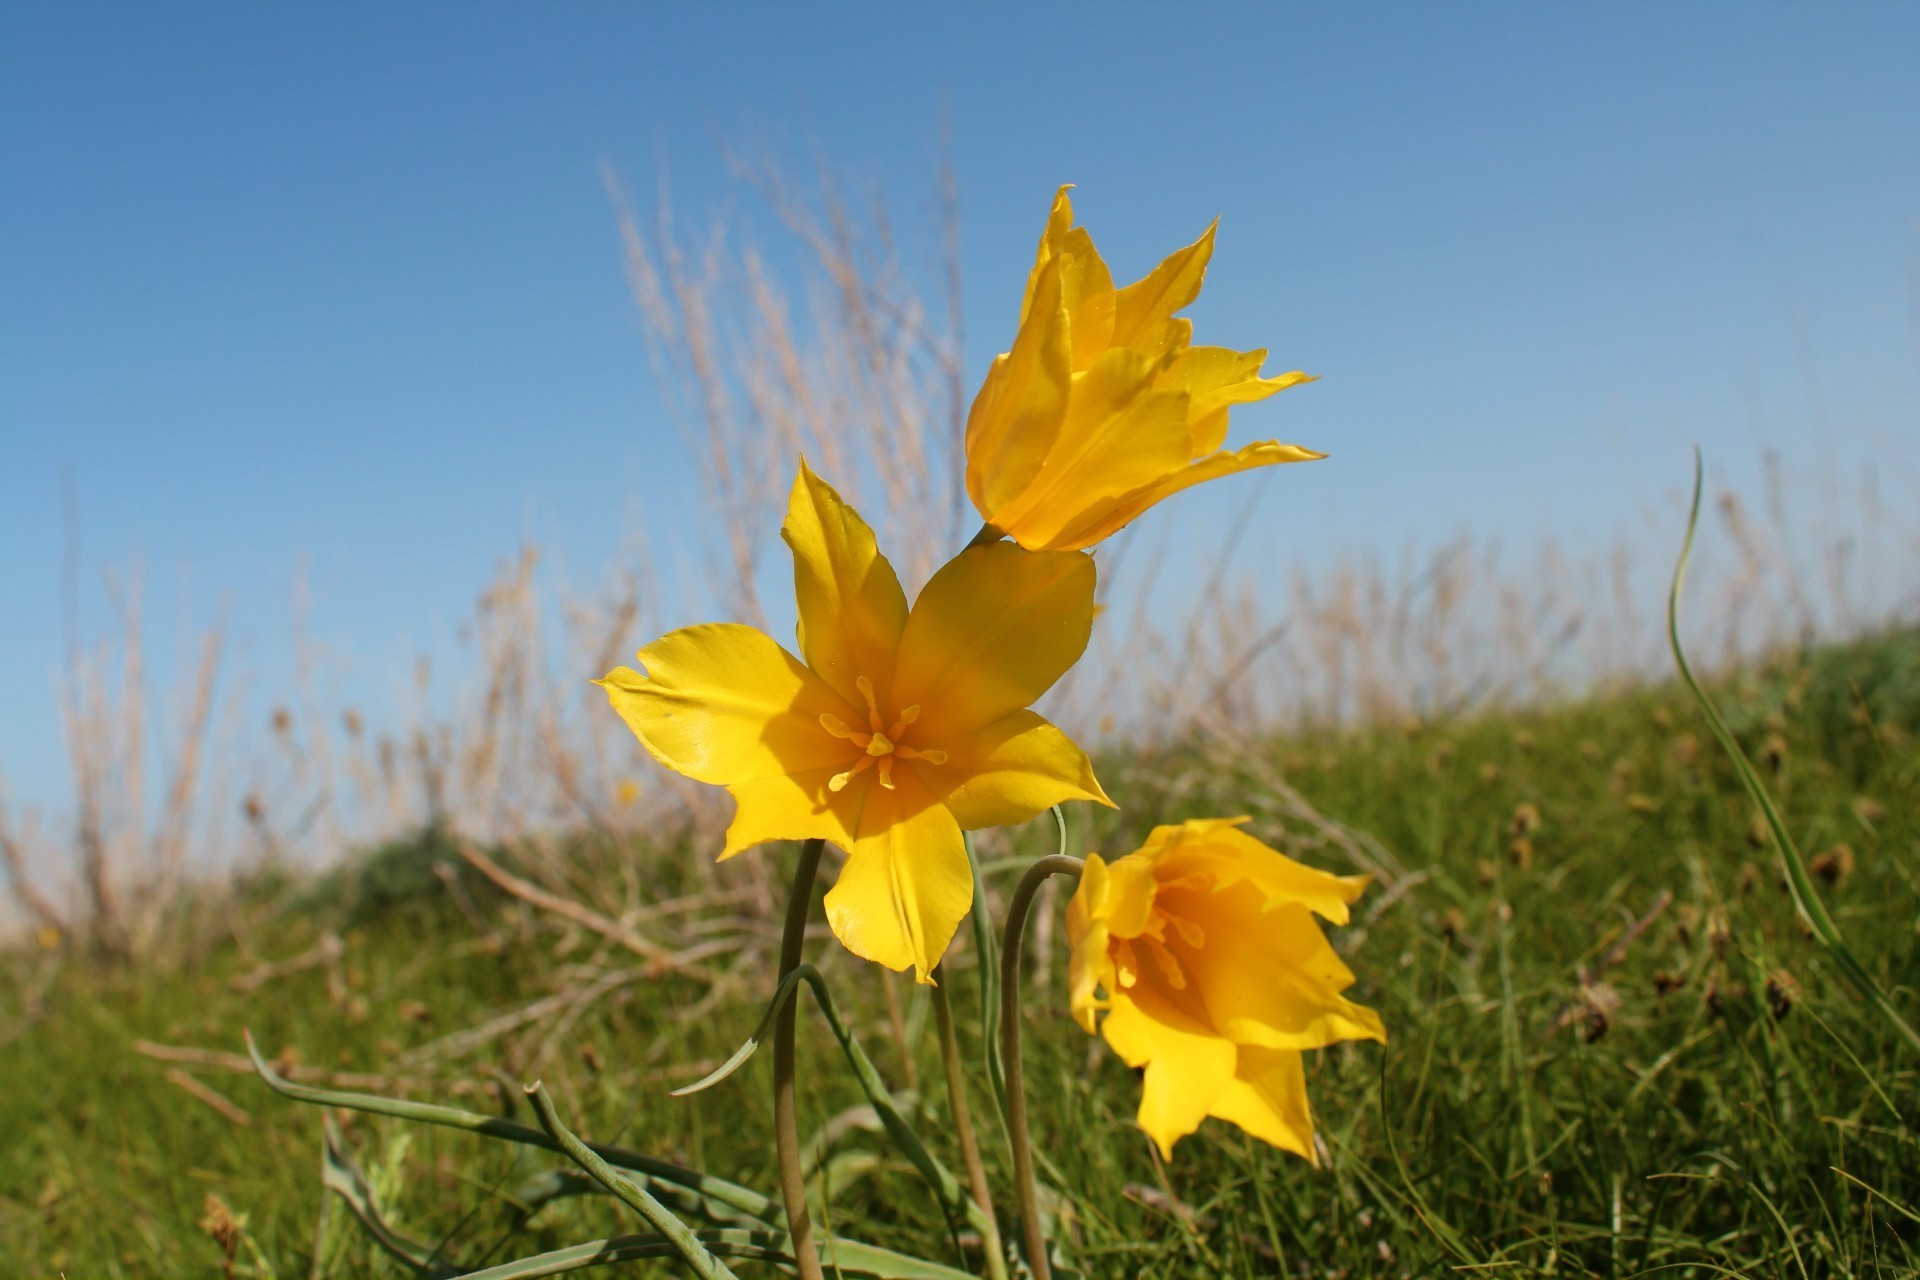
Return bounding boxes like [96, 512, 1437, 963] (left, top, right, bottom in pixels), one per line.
[1065, 817, 1385, 1160]
[599, 460, 1113, 982]
[966, 186, 1324, 552]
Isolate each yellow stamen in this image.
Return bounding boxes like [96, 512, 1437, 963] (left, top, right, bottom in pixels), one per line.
[819, 712, 871, 748]
[877, 756, 896, 790]
[829, 756, 875, 792]
[887, 705, 921, 737]
[1142, 936, 1188, 990]
[866, 732, 895, 757]
[896, 745, 947, 765]
[855, 675, 885, 732]
[1113, 940, 1140, 989]
[1160, 910, 1206, 949]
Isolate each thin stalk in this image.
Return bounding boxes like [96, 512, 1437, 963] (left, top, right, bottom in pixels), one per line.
[999, 853, 1085, 1280]
[1668, 450, 1920, 1055]
[931, 964, 1007, 1280]
[776, 838, 828, 1280]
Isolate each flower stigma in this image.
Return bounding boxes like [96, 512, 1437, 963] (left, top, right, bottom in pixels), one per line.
[820, 675, 948, 792]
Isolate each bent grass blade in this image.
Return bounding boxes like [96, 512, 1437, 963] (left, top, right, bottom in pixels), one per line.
[1668, 449, 1920, 1057]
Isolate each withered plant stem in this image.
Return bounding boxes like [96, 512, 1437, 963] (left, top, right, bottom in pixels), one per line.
[931, 964, 1007, 1280]
[1000, 853, 1085, 1280]
[774, 838, 828, 1280]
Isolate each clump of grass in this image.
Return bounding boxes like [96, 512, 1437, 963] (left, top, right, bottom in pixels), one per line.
[3, 626, 1914, 1277]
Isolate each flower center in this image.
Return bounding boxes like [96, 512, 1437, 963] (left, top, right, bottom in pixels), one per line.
[819, 675, 947, 792]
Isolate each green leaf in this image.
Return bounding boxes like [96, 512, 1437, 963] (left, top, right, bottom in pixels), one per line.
[244, 1031, 779, 1225]
[320, 1112, 458, 1277]
[523, 1082, 740, 1280]
[448, 1228, 979, 1280]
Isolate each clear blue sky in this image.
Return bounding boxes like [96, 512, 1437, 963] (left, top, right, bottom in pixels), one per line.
[4, 2, 1918, 815]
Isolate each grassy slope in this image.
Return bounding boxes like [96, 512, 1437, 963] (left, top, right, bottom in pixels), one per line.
[3, 632, 1916, 1278]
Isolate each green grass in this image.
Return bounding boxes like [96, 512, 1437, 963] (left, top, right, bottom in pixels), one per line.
[4, 631, 1917, 1278]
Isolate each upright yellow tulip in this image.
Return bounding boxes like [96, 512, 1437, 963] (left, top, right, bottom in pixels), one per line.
[966, 186, 1324, 552]
[599, 460, 1113, 982]
[1065, 817, 1385, 1160]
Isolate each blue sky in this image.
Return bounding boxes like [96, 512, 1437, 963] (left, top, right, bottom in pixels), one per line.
[4, 2, 1918, 815]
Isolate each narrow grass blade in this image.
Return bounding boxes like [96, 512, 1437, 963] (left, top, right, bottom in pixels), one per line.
[671, 964, 815, 1096]
[524, 1081, 740, 1280]
[320, 1112, 454, 1276]
[244, 1031, 778, 1224]
[449, 1229, 980, 1280]
[1667, 449, 1920, 1055]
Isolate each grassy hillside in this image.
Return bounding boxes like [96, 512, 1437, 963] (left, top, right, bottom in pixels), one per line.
[4, 631, 1916, 1278]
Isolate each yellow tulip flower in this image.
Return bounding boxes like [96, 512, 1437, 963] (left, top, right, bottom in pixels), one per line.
[1065, 817, 1385, 1160]
[599, 460, 1113, 982]
[966, 186, 1324, 552]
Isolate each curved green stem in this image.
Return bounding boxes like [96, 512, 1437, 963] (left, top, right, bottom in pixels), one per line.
[932, 965, 1008, 1280]
[999, 853, 1085, 1280]
[776, 838, 828, 1280]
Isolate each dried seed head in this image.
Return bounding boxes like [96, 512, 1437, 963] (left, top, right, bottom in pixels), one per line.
[1512, 728, 1536, 752]
[1509, 802, 1542, 837]
[1652, 707, 1674, 730]
[1737, 862, 1762, 894]
[1766, 970, 1801, 1020]
[1746, 816, 1770, 849]
[1810, 843, 1856, 886]
[1479, 761, 1503, 785]
[1762, 733, 1788, 774]
[198, 1194, 241, 1255]
[342, 708, 363, 737]
[1706, 908, 1732, 956]
[1440, 907, 1469, 941]
[242, 793, 265, 824]
[1669, 734, 1700, 766]
[1475, 858, 1498, 886]
[1653, 971, 1688, 996]
[1508, 837, 1535, 870]
[1627, 793, 1661, 815]
[1853, 797, 1888, 825]
[270, 707, 292, 735]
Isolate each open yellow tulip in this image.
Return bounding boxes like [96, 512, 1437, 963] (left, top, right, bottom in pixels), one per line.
[599, 460, 1113, 982]
[1065, 817, 1385, 1160]
[966, 186, 1324, 551]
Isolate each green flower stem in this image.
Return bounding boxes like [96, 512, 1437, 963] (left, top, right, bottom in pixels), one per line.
[777, 838, 829, 1280]
[931, 964, 1008, 1280]
[999, 853, 1085, 1280]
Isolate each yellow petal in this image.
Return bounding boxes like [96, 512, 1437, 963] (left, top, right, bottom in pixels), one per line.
[1066, 853, 1114, 1033]
[892, 542, 1096, 741]
[719, 766, 852, 861]
[967, 256, 1072, 520]
[1159, 885, 1387, 1051]
[1018, 184, 1077, 324]
[1102, 988, 1236, 1160]
[1046, 438, 1324, 551]
[1209, 1047, 1317, 1162]
[597, 624, 852, 786]
[993, 346, 1193, 548]
[821, 769, 974, 983]
[920, 709, 1112, 829]
[783, 460, 908, 708]
[1111, 221, 1215, 358]
[1053, 226, 1116, 369]
[1153, 817, 1372, 924]
[1166, 347, 1315, 455]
